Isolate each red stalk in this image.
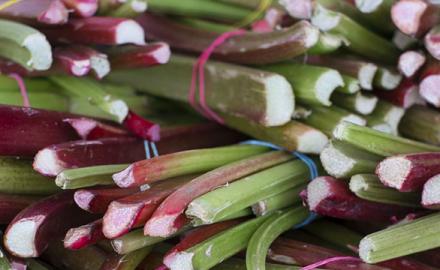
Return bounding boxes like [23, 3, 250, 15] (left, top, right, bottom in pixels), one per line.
[163, 220, 242, 268]
[136, 13, 318, 65]
[391, 0, 440, 37]
[373, 79, 424, 108]
[302, 176, 416, 222]
[144, 152, 288, 237]
[70, 45, 110, 79]
[109, 43, 171, 70]
[419, 57, 440, 107]
[0, 0, 68, 24]
[64, 117, 129, 140]
[377, 152, 440, 192]
[74, 186, 139, 213]
[3, 191, 95, 258]
[63, 219, 105, 250]
[54, 46, 92, 76]
[33, 137, 146, 176]
[123, 110, 160, 142]
[0, 105, 79, 157]
[269, 238, 387, 270]
[102, 176, 193, 239]
[40, 16, 145, 45]
[61, 0, 98, 17]
[0, 194, 40, 224]
[425, 24, 440, 61]
[422, 174, 440, 209]
[398, 50, 426, 78]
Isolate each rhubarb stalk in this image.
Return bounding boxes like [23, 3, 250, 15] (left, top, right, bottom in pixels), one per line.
[74, 186, 139, 213]
[0, 0, 69, 24]
[252, 186, 304, 216]
[0, 194, 40, 224]
[63, 219, 105, 250]
[398, 50, 426, 77]
[108, 43, 171, 69]
[422, 174, 440, 209]
[374, 79, 424, 109]
[100, 246, 151, 270]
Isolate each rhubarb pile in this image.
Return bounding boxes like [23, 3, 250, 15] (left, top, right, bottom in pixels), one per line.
[3, 0, 440, 269]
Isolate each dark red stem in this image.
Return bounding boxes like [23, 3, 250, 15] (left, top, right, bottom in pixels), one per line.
[64, 219, 105, 250]
[0, 194, 40, 224]
[74, 186, 139, 213]
[109, 43, 171, 70]
[64, 117, 130, 140]
[0, 0, 68, 24]
[123, 110, 160, 142]
[373, 79, 424, 108]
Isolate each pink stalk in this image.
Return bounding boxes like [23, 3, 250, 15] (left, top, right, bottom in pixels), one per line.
[53, 46, 92, 76]
[373, 79, 424, 108]
[4, 191, 95, 258]
[425, 25, 440, 60]
[0, 0, 68, 24]
[0, 105, 79, 157]
[391, 0, 440, 37]
[123, 110, 160, 142]
[109, 43, 171, 70]
[64, 117, 129, 140]
[74, 186, 139, 213]
[102, 176, 193, 239]
[302, 176, 416, 222]
[69, 46, 110, 79]
[398, 50, 426, 77]
[0, 194, 39, 224]
[269, 238, 387, 270]
[422, 174, 440, 209]
[144, 152, 289, 237]
[33, 137, 146, 176]
[137, 13, 318, 65]
[40, 17, 145, 45]
[163, 220, 242, 268]
[377, 152, 440, 192]
[61, 0, 98, 17]
[64, 219, 105, 250]
[419, 57, 440, 106]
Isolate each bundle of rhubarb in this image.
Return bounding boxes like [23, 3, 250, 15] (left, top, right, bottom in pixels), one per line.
[3, 0, 440, 269]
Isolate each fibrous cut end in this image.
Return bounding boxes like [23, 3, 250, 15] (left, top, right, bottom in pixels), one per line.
[320, 143, 355, 178]
[316, 69, 344, 106]
[264, 74, 295, 126]
[4, 220, 38, 258]
[306, 176, 331, 210]
[376, 156, 411, 190]
[422, 174, 440, 209]
[391, 0, 427, 36]
[115, 20, 146, 45]
[33, 148, 65, 176]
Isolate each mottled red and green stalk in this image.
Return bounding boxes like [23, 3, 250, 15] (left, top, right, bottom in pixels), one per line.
[102, 175, 194, 239]
[302, 176, 417, 222]
[144, 151, 291, 237]
[373, 79, 424, 109]
[74, 186, 139, 213]
[112, 145, 269, 188]
[376, 152, 440, 192]
[4, 191, 96, 258]
[63, 219, 105, 250]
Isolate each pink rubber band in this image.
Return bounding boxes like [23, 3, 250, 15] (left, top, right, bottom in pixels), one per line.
[301, 256, 362, 270]
[8, 73, 30, 107]
[189, 29, 246, 124]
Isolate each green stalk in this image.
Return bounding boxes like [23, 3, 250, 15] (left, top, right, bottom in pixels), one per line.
[0, 20, 52, 70]
[308, 32, 344, 55]
[191, 208, 253, 227]
[168, 215, 272, 270]
[107, 54, 294, 127]
[311, 5, 399, 64]
[50, 76, 129, 123]
[304, 220, 362, 252]
[331, 92, 378, 115]
[55, 164, 128, 189]
[320, 140, 382, 179]
[252, 187, 304, 216]
[186, 160, 310, 225]
[213, 258, 302, 270]
[354, 0, 394, 33]
[349, 174, 421, 207]
[366, 100, 405, 135]
[337, 75, 361, 94]
[0, 92, 69, 112]
[292, 106, 312, 120]
[0, 76, 54, 92]
[300, 105, 366, 136]
[0, 157, 59, 195]
[399, 105, 440, 145]
[246, 207, 309, 270]
[107, 0, 147, 17]
[219, 113, 328, 154]
[359, 212, 440, 263]
[177, 18, 233, 33]
[263, 63, 343, 106]
[146, 0, 252, 22]
[333, 122, 440, 156]
[373, 67, 402, 90]
[111, 227, 188, 255]
[101, 246, 152, 270]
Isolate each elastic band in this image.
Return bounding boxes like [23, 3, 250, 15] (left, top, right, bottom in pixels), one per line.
[144, 141, 159, 159]
[0, 0, 21, 11]
[234, 0, 272, 28]
[189, 30, 246, 124]
[8, 73, 30, 107]
[301, 256, 362, 270]
[240, 139, 318, 227]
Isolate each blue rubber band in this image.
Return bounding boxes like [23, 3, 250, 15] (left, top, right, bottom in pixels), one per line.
[144, 141, 159, 159]
[150, 142, 159, 157]
[240, 139, 318, 228]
